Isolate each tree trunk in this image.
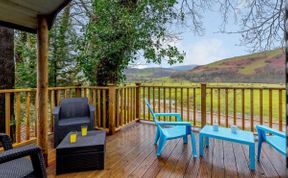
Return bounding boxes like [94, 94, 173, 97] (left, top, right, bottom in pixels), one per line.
[0, 27, 15, 135]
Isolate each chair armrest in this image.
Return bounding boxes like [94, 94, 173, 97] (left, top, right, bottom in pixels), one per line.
[256, 125, 286, 138]
[89, 105, 95, 129]
[157, 121, 191, 126]
[89, 105, 95, 112]
[53, 107, 60, 124]
[154, 113, 182, 121]
[0, 133, 13, 150]
[53, 106, 60, 116]
[0, 145, 47, 178]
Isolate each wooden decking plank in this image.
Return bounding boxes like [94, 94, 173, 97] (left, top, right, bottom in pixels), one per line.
[183, 136, 200, 178]
[232, 143, 253, 178]
[169, 139, 193, 178]
[156, 139, 189, 178]
[211, 139, 225, 177]
[223, 141, 238, 178]
[141, 139, 180, 178]
[242, 144, 266, 177]
[127, 138, 179, 178]
[46, 123, 285, 178]
[262, 143, 285, 177]
[104, 132, 154, 177]
[197, 139, 214, 178]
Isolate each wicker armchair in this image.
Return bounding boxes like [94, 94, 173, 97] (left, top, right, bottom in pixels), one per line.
[53, 97, 95, 147]
[0, 133, 47, 178]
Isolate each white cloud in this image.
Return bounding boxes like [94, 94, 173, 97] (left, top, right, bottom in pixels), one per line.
[180, 38, 227, 65]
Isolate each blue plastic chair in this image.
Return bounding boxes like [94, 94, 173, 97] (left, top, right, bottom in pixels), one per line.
[145, 99, 197, 157]
[256, 125, 286, 160]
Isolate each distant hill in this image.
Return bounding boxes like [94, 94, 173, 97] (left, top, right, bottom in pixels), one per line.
[170, 64, 197, 71]
[125, 67, 176, 82]
[170, 48, 285, 84]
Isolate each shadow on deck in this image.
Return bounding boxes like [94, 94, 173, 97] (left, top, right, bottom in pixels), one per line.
[47, 123, 285, 178]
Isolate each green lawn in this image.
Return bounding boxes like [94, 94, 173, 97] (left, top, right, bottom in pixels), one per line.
[140, 82, 285, 123]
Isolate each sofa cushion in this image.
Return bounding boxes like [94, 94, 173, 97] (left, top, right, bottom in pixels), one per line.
[0, 157, 34, 178]
[58, 117, 90, 127]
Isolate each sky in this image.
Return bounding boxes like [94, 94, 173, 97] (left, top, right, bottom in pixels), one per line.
[134, 4, 250, 68]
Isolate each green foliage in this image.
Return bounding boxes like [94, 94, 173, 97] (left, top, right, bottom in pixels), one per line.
[78, 0, 185, 85]
[15, 32, 37, 88]
[15, 5, 80, 88]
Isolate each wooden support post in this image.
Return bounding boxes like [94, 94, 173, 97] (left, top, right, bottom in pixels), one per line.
[201, 83, 207, 128]
[108, 84, 116, 135]
[135, 83, 141, 120]
[36, 16, 49, 165]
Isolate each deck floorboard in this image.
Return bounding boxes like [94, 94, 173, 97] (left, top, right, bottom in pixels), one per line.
[47, 123, 285, 178]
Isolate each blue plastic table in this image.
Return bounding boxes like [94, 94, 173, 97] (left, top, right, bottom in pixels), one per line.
[199, 125, 255, 170]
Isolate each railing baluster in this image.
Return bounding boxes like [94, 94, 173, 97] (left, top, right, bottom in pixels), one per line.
[124, 87, 127, 123]
[50, 91, 54, 132]
[269, 89, 272, 128]
[97, 89, 101, 127]
[187, 88, 190, 122]
[5, 93, 10, 136]
[57, 90, 61, 106]
[259, 89, 263, 125]
[158, 87, 161, 113]
[233, 89, 236, 125]
[218, 88, 221, 125]
[210, 88, 213, 124]
[120, 88, 124, 126]
[278, 89, 282, 131]
[103, 89, 106, 128]
[93, 89, 97, 128]
[242, 89, 245, 130]
[64, 89, 67, 98]
[26, 92, 31, 140]
[152, 86, 155, 112]
[130, 87, 133, 123]
[193, 88, 196, 126]
[225, 89, 228, 127]
[142, 86, 145, 120]
[250, 89, 254, 131]
[169, 88, 172, 121]
[15, 92, 21, 143]
[163, 87, 166, 120]
[181, 87, 183, 119]
[148, 87, 151, 121]
[175, 88, 177, 114]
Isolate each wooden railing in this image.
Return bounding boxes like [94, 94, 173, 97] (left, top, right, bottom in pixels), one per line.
[0, 83, 285, 147]
[139, 83, 285, 132]
[0, 85, 139, 146]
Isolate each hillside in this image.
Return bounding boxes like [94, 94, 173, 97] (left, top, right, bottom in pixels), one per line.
[125, 67, 176, 82]
[170, 48, 285, 83]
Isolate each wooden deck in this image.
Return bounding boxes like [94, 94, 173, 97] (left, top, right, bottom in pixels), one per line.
[47, 123, 286, 178]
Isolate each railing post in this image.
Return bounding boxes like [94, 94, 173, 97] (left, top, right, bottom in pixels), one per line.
[75, 85, 81, 97]
[201, 83, 207, 128]
[108, 84, 116, 135]
[135, 83, 141, 120]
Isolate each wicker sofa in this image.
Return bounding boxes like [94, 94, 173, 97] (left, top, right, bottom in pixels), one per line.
[53, 97, 95, 147]
[0, 133, 47, 178]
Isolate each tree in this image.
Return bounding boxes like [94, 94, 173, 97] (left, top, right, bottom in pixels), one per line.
[214, 0, 284, 51]
[49, 5, 81, 87]
[0, 27, 15, 134]
[77, 0, 186, 85]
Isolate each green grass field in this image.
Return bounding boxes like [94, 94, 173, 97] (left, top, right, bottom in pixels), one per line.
[140, 82, 285, 123]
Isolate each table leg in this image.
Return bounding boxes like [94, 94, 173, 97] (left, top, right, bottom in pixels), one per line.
[249, 143, 255, 170]
[199, 134, 204, 157]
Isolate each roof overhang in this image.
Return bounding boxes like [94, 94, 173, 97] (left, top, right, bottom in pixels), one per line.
[0, 0, 71, 33]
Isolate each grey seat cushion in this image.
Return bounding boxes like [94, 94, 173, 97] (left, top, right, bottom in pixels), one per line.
[58, 117, 90, 127]
[0, 157, 34, 178]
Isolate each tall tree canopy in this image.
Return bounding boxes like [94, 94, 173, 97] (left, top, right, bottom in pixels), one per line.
[78, 0, 187, 85]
